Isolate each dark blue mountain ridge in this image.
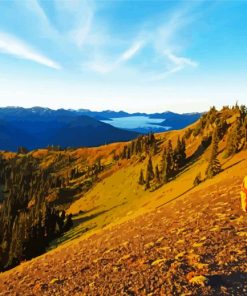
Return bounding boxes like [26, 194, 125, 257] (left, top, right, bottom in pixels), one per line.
[0, 109, 140, 151]
[0, 107, 202, 151]
[50, 116, 140, 148]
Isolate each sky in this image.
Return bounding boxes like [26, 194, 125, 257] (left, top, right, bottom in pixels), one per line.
[0, 0, 247, 113]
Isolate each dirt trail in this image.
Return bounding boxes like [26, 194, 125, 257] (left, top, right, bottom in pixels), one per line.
[0, 176, 247, 296]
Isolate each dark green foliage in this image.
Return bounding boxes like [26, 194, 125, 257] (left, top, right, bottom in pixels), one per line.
[155, 165, 160, 183]
[146, 157, 154, 182]
[160, 137, 187, 184]
[121, 145, 127, 159]
[174, 137, 186, 170]
[145, 178, 150, 190]
[166, 140, 175, 177]
[184, 128, 193, 139]
[160, 141, 174, 183]
[225, 119, 243, 157]
[161, 148, 169, 184]
[138, 169, 145, 185]
[121, 133, 158, 160]
[17, 146, 29, 154]
[0, 152, 107, 271]
[215, 117, 228, 140]
[192, 107, 219, 137]
[193, 172, 202, 186]
[206, 131, 221, 179]
[193, 113, 208, 136]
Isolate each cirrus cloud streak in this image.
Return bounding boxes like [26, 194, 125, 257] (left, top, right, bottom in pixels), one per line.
[0, 32, 61, 69]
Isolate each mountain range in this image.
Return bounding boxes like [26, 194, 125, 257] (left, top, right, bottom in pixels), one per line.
[0, 107, 201, 151]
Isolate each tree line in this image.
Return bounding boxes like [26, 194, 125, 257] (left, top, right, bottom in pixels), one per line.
[139, 136, 186, 190]
[0, 152, 105, 271]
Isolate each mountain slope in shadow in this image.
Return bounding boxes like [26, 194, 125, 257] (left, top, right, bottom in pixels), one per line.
[51, 115, 140, 148]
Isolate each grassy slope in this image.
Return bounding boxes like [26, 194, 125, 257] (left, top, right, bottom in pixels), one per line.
[1, 110, 246, 276]
[0, 148, 247, 295]
[48, 116, 246, 250]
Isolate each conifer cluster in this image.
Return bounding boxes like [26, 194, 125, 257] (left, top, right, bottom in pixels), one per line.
[138, 136, 187, 190]
[0, 152, 105, 271]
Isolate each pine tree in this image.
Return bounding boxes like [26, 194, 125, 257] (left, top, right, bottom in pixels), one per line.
[145, 178, 150, 190]
[174, 137, 186, 170]
[206, 131, 221, 178]
[155, 165, 160, 183]
[193, 172, 201, 186]
[225, 119, 242, 157]
[127, 147, 131, 159]
[122, 146, 127, 159]
[146, 157, 154, 181]
[166, 140, 174, 177]
[161, 148, 169, 183]
[138, 169, 145, 185]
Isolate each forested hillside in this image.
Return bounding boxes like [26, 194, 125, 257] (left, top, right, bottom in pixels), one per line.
[0, 104, 246, 275]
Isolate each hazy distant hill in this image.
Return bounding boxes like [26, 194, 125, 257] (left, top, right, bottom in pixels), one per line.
[157, 113, 202, 129]
[51, 116, 140, 148]
[0, 120, 35, 151]
[0, 107, 201, 151]
[0, 107, 139, 151]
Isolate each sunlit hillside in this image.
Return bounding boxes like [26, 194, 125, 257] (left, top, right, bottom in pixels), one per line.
[0, 105, 247, 295]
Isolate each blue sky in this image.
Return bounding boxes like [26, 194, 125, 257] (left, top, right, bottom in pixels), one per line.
[0, 0, 247, 113]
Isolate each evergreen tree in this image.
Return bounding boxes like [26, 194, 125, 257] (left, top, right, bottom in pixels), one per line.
[193, 172, 202, 186]
[161, 148, 169, 183]
[122, 146, 127, 159]
[145, 178, 150, 190]
[215, 117, 228, 140]
[146, 157, 154, 181]
[225, 119, 242, 157]
[166, 140, 174, 177]
[127, 147, 131, 159]
[138, 169, 145, 185]
[206, 131, 221, 178]
[155, 165, 160, 183]
[174, 137, 186, 170]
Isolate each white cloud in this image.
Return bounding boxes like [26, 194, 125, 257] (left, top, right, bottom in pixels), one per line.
[164, 51, 197, 68]
[22, 0, 59, 39]
[149, 51, 198, 81]
[89, 41, 143, 74]
[69, 1, 94, 47]
[121, 42, 143, 61]
[0, 32, 61, 69]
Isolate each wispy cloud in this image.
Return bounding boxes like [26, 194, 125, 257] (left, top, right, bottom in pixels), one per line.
[145, 2, 201, 80]
[0, 32, 61, 69]
[22, 0, 59, 39]
[164, 51, 197, 69]
[150, 51, 198, 81]
[88, 1, 200, 77]
[89, 41, 143, 74]
[166, 51, 197, 74]
[121, 42, 143, 61]
[68, 1, 94, 47]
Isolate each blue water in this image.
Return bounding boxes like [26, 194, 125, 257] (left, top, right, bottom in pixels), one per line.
[101, 116, 170, 133]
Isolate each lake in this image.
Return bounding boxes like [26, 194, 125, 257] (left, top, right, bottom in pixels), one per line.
[101, 116, 170, 133]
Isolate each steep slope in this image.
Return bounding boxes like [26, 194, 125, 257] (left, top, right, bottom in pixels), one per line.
[0, 105, 246, 295]
[0, 151, 247, 295]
